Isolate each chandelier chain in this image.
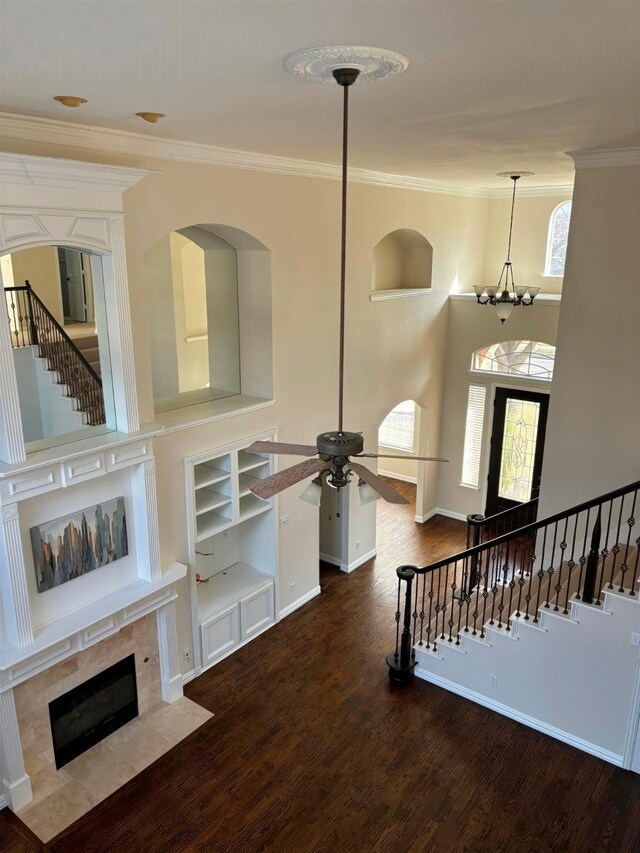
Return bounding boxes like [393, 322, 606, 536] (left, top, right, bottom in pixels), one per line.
[505, 175, 519, 263]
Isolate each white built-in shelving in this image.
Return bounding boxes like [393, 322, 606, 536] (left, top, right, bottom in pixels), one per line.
[185, 435, 278, 672]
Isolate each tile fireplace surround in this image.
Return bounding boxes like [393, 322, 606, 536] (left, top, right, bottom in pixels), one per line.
[10, 613, 212, 843]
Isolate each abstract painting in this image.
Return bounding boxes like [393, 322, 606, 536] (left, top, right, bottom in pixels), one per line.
[30, 497, 128, 593]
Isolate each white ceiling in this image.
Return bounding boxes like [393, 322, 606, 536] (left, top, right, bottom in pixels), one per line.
[1, 0, 639, 188]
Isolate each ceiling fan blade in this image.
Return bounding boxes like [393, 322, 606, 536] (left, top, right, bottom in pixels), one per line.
[356, 453, 449, 463]
[249, 459, 327, 500]
[349, 462, 410, 505]
[245, 441, 318, 457]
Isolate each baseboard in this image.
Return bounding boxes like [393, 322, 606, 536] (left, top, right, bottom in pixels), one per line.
[182, 668, 199, 686]
[341, 548, 377, 574]
[279, 585, 321, 619]
[0, 794, 6, 810]
[414, 666, 624, 767]
[319, 551, 341, 567]
[434, 507, 468, 522]
[414, 508, 438, 524]
[377, 469, 417, 484]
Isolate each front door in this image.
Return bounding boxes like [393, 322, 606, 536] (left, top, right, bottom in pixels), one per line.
[485, 388, 549, 517]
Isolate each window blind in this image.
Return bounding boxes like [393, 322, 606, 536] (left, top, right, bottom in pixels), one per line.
[461, 385, 486, 488]
[378, 400, 416, 453]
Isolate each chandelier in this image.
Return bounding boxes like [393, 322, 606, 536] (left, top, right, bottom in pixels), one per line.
[474, 171, 540, 323]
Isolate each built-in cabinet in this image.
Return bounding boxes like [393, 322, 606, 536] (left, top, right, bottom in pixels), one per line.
[185, 436, 278, 671]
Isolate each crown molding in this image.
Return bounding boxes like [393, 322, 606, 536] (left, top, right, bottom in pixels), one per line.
[1, 111, 573, 199]
[486, 183, 573, 198]
[569, 147, 640, 169]
[0, 150, 156, 193]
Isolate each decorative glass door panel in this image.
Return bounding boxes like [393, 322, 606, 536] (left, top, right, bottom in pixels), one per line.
[498, 398, 541, 502]
[485, 388, 549, 517]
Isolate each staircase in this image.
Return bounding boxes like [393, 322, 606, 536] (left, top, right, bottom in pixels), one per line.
[388, 481, 640, 768]
[6, 281, 105, 426]
[72, 331, 101, 378]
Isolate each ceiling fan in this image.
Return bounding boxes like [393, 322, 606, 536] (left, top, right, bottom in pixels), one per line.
[247, 48, 448, 507]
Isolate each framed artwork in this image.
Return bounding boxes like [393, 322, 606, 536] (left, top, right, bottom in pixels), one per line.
[30, 497, 128, 593]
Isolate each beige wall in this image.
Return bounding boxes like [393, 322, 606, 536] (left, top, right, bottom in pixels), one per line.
[482, 193, 573, 296]
[437, 297, 560, 519]
[0, 133, 578, 668]
[10, 246, 63, 324]
[539, 164, 640, 516]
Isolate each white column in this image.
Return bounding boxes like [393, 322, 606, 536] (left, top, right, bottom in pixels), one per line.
[0, 504, 34, 648]
[132, 459, 161, 582]
[156, 599, 183, 703]
[0, 689, 32, 811]
[105, 216, 140, 433]
[0, 289, 26, 465]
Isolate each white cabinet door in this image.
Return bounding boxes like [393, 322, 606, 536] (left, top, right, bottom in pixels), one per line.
[200, 604, 239, 665]
[240, 582, 274, 640]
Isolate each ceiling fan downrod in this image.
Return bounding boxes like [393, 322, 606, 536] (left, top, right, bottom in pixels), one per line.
[333, 66, 360, 436]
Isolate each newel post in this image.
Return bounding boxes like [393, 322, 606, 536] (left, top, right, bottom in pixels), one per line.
[582, 508, 602, 604]
[24, 280, 38, 346]
[386, 565, 417, 685]
[466, 514, 484, 593]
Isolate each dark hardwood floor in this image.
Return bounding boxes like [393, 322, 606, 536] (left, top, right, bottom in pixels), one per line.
[3, 481, 640, 852]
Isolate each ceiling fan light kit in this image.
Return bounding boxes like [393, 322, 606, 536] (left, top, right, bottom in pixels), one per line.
[474, 171, 540, 323]
[245, 47, 447, 506]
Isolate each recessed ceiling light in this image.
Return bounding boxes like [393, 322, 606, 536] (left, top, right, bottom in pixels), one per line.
[135, 112, 165, 123]
[54, 95, 87, 108]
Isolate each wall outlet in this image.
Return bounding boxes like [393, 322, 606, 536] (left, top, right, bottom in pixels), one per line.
[631, 633, 640, 647]
[280, 514, 290, 527]
[489, 674, 498, 686]
[290, 582, 295, 595]
[184, 648, 191, 663]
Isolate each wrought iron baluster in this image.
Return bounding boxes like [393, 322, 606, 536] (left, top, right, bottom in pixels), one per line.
[618, 490, 637, 592]
[607, 496, 626, 588]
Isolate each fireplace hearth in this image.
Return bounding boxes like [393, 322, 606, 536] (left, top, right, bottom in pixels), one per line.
[49, 653, 138, 769]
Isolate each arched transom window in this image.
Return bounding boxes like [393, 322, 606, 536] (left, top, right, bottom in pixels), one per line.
[545, 201, 572, 276]
[472, 341, 556, 381]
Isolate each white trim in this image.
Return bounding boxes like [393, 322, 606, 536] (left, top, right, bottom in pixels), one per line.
[154, 396, 275, 435]
[0, 113, 574, 199]
[569, 147, 640, 169]
[341, 548, 377, 574]
[488, 183, 574, 198]
[319, 552, 342, 567]
[414, 507, 438, 524]
[414, 666, 624, 767]
[0, 152, 157, 194]
[369, 288, 433, 302]
[434, 507, 468, 522]
[182, 668, 198, 686]
[377, 469, 417, 484]
[0, 794, 6, 809]
[278, 585, 321, 620]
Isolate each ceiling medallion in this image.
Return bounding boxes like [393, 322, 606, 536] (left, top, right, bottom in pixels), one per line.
[284, 45, 409, 83]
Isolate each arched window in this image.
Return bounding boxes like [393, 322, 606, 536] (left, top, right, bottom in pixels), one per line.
[544, 201, 572, 276]
[472, 341, 555, 381]
[378, 400, 416, 452]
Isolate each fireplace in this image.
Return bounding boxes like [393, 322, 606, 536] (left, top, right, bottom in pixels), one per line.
[48, 653, 138, 769]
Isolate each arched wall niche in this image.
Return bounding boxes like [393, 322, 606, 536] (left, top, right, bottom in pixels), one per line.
[372, 228, 433, 293]
[143, 222, 273, 414]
